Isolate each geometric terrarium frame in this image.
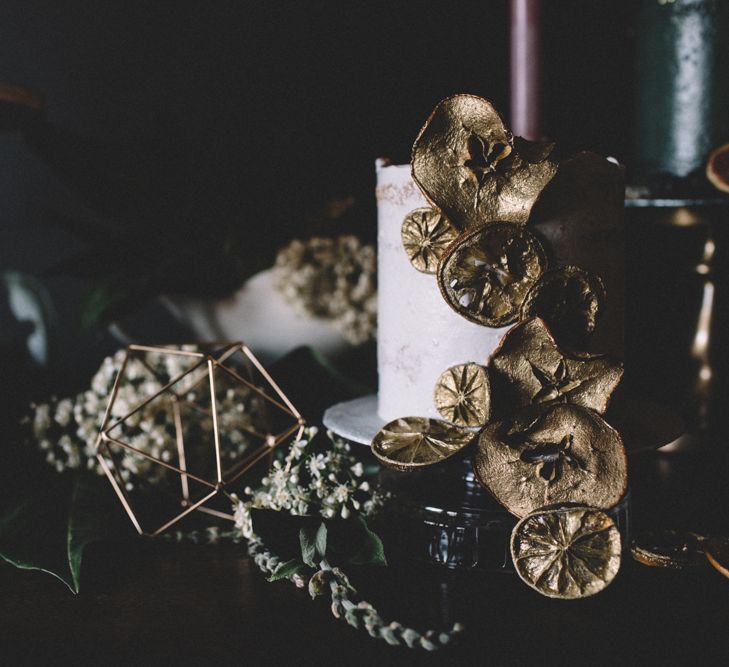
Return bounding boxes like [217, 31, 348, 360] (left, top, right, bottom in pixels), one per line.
[95, 342, 305, 536]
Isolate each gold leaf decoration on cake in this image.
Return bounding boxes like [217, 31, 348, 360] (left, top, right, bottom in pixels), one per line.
[371, 416, 476, 471]
[437, 222, 547, 327]
[433, 363, 491, 427]
[521, 266, 606, 349]
[400, 207, 459, 273]
[473, 403, 628, 517]
[630, 530, 707, 569]
[489, 317, 623, 416]
[511, 506, 621, 599]
[411, 95, 558, 230]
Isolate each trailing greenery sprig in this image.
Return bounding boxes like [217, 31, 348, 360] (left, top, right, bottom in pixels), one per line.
[166, 428, 465, 650]
[249, 536, 464, 651]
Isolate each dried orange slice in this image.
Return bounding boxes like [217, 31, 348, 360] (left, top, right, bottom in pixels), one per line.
[511, 506, 621, 599]
[474, 403, 628, 518]
[706, 143, 729, 194]
[489, 317, 623, 417]
[400, 207, 458, 273]
[520, 266, 606, 349]
[704, 535, 729, 579]
[0, 81, 44, 111]
[630, 530, 706, 569]
[437, 222, 547, 327]
[0, 81, 44, 132]
[411, 95, 557, 229]
[433, 363, 490, 427]
[371, 417, 476, 471]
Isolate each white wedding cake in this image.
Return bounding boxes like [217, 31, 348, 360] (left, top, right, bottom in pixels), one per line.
[375, 154, 624, 423]
[325, 96, 624, 444]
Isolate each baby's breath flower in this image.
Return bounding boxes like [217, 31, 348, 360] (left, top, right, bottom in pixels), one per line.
[272, 235, 377, 345]
[24, 347, 267, 491]
[231, 429, 385, 538]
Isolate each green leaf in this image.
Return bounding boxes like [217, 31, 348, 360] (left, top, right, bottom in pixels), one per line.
[79, 282, 134, 329]
[67, 474, 133, 591]
[299, 522, 327, 567]
[347, 516, 387, 567]
[0, 472, 134, 593]
[249, 508, 308, 559]
[267, 559, 308, 582]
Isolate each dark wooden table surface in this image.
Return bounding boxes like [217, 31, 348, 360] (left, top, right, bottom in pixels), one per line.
[2, 446, 728, 666]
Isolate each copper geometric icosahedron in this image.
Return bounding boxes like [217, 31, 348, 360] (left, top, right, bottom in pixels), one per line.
[95, 342, 305, 536]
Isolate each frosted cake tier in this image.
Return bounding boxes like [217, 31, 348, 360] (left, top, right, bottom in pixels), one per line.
[375, 155, 625, 422]
[376, 160, 507, 421]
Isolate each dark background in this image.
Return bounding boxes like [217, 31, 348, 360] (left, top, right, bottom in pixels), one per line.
[2, 6, 729, 664]
[2, 0, 633, 390]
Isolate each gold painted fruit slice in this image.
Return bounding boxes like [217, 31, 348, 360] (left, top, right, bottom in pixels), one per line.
[511, 506, 621, 599]
[371, 417, 476, 472]
[400, 207, 459, 273]
[474, 403, 628, 518]
[411, 94, 557, 230]
[489, 317, 623, 417]
[630, 530, 706, 569]
[705, 535, 729, 579]
[706, 143, 729, 194]
[0, 81, 44, 112]
[437, 222, 547, 327]
[0, 81, 45, 132]
[521, 266, 607, 349]
[433, 363, 491, 427]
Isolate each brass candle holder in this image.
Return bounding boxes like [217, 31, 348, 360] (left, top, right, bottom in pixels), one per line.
[95, 342, 305, 536]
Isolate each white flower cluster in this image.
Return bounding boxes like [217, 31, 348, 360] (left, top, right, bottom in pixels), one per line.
[272, 235, 377, 345]
[232, 427, 385, 539]
[25, 347, 267, 491]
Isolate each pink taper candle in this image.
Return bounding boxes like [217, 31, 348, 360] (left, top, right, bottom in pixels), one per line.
[510, 0, 540, 139]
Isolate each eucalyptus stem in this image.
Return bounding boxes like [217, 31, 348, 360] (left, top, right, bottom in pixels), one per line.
[165, 528, 464, 650]
[247, 536, 464, 651]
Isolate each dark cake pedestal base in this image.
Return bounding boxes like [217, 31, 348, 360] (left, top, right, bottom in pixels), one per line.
[323, 394, 663, 572]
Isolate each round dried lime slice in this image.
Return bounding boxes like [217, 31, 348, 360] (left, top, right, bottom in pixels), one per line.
[511, 506, 621, 599]
[437, 222, 547, 327]
[433, 363, 490, 427]
[521, 266, 606, 348]
[705, 535, 729, 579]
[401, 207, 458, 274]
[474, 403, 628, 518]
[371, 416, 476, 471]
[630, 530, 706, 569]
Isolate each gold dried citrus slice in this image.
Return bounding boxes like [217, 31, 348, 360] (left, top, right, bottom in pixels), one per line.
[433, 363, 490, 427]
[0, 81, 44, 112]
[371, 416, 476, 471]
[706, 143, 729, 194]
[704, 535, 729, 579]
[437, 222, 547, 327]
[511, 506, 621, 599]
[400, 207, 458, 273]
[520, 266, 606, 349]
[0, 81, 44, 132]
[411, 94, 557, 230]
[474, 403, 628, 518]
[489, 317, 623, 416]
[630, 530, 706, 569]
